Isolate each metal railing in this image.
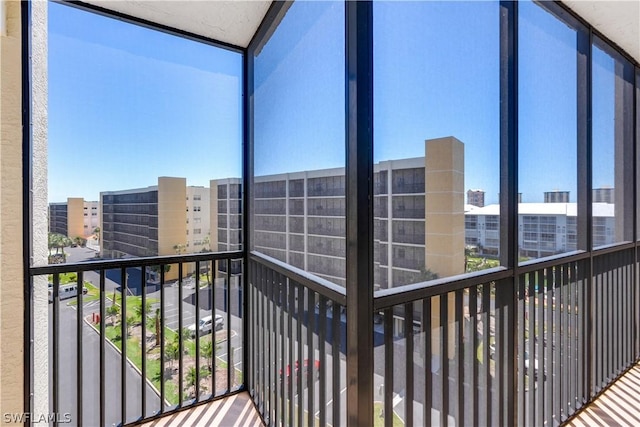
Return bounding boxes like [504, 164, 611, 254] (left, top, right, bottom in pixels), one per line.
[368, 247, 640, 427]
[30, 251, 244, 426]
[248, 252, 347, 427]
[32, 244, 640, 426]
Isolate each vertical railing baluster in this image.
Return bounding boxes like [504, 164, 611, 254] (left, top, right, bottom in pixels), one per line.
[384, 307, 393, 427]
[562, 264, 569, 420]
[527, 272, 535, 426]
[52, 273, 60, 426]
[517, 274, 525, 427]
[160, 264, 166, 411]
[261, 264, 267, 415]
[469, 289, 478, 427]
[283, 279, 296, 426]
[141, 266, 147, 417]
[545, 267, 553, 425]
[212, 260, 218, 396]
[178, 263, 184, 408]
[482, 285, 490, 427]
[424, 297, 432, 427]
[568, 262, 575, 415]
[554, 265, 561, 422]
[536, 270, 544, 425]
[121, 267, 128, 423]
[297, 283, 304, 427]
[406, 302, 415, 427]
[226, 258, 232, 393]
[279, 278, 286, 426]
[454, 291, 462, 427]
[318, 296, 327, 427]
[195, 261, 201, 402]
[266, 267, 272, 424]
[99, 270, 106, 426]
[441, 294, 449, 427]
[332, 302, 340, 427]
[76, 271, 83, 427]
[307, 290, 315, 427]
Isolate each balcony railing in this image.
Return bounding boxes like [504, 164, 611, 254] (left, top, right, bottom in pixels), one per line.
[248, 252, 347, 427]
[30, 251, 244, 426]
[29, 243, 640, 426]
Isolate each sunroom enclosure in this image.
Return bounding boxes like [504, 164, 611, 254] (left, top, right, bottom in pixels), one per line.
[26, 0, 640, 426]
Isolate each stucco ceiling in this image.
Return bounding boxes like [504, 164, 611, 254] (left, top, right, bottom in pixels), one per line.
[84, 1, 638, 63]
[82, 0, 273, 48]
[561, 0, 640, 63]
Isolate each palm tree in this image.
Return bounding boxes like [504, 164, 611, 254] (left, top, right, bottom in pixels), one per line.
[165, 341, 180, 371]
[93, 226, 101, 244]
[106, 304, 120, 326]
[185, 366, 208, 397]
[201, 340, 213, 370]
[133, 299, 152, 324]
[200, 235, 212, 286]
[126, 315, 136, 337]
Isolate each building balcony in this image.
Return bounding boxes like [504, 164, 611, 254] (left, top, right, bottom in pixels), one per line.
[2, 0, 639, 426]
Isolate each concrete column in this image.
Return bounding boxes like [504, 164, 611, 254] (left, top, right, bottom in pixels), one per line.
[425, 136, 465, 277]
[424, 136, 465, 360]
[0, 0, 25, 418]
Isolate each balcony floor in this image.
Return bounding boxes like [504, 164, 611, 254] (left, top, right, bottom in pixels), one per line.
[568, 361, 640, 427]
[140, 392, 264, 427]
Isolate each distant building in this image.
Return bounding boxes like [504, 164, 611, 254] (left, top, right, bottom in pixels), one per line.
[212, 137, 465, 290]
[101, 177, 210, 279]
[48, 198, 99, 239]
[465, 202, 615, 259]
[467, 189, 485, 207]
[544, 190, 570, 203]
[593, 187, 614, 203]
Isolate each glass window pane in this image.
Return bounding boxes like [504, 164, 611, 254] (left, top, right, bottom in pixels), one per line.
[518, 1, 579, 261]
[374, 1, 500, 289]
[592, 38, 634, 247]
[48, 3, 243, 263]
[251, 1, 346, 287]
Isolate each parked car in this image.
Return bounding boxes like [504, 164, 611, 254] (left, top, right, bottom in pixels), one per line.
[188, 314, 224, 338]
[48, 284, 87, 303]
[279, 359, 321, 387]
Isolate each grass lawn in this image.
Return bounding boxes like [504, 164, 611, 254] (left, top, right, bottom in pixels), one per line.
[373, 402, 404, 426]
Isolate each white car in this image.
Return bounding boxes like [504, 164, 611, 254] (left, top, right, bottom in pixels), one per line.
[188, 314, 224, 338]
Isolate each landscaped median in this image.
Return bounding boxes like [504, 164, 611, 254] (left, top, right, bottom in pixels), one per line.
[83, 291, 241, 405]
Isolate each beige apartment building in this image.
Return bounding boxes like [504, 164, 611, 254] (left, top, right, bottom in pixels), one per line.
[100, 177, 210, 280]
[48, 198, 99, 239]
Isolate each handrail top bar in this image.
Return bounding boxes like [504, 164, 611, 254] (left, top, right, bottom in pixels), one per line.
[29, 250, 243, 276]
[249, 251, 347, 305]
[516, 250, 589, 273]
[592, 241, 637, 256]
[373, 266, 510, 310]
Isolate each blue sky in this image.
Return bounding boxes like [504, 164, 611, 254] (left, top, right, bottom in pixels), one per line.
[49, 0, 618, 205]
[48, 2, 243, 202]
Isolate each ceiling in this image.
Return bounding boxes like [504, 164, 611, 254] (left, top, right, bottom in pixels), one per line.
[85, 0, 638, 63]
[561, 0, 640, 63]
[83, 1, 272, 48]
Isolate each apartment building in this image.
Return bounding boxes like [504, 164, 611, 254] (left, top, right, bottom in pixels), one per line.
[544, 190, 570, 203]
[48, 197, 99, 238]
[467, 189, 485, 207]
[186, 185, 211, 252]
[209, 137, 465, 290]
[465, 202, 615, 259]
[101, 177, 210, 260]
